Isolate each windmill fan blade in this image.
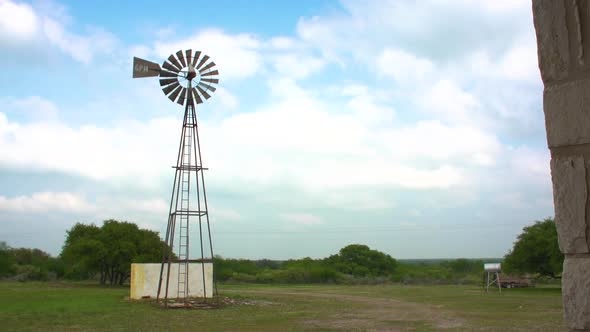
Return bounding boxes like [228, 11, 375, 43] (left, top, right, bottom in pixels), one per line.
[162, 81, 180, 95]
[167, 55, 182, 70]
[192, 51, 201, 67]
[196, 85, 211, 99]
[176, 50, 186, 67]
[135, 50, 218, 107]
[159, 70, 178, 78]
[198, 82, 217, 92]
[132, 57, 161, 78]
[168, 85, 183, 102]
[162, 61, 180, 73]
[159, 78, 177, 86]
[201, 78, 219, 84]
[201, 70, 218, 77]
[199, 61, 216, 74]
[185, 49, 192, 67]
[177, 87, 187, 105]
[197, 55, 210, 69]
[192, 88, 203, 104]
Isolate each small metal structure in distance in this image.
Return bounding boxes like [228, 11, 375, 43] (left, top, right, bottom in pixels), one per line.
[483, 263, 502, 293]
[132, 49, 219, 308]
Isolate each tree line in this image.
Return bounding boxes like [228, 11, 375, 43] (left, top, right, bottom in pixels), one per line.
[0, 217, 564, 285]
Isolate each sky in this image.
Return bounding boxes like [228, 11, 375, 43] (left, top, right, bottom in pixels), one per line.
[0, 0, 553, 259]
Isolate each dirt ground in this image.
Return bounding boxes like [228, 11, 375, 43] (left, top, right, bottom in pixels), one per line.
[238, 288, 465, 331]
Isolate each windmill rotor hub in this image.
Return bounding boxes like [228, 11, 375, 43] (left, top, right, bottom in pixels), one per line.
[187, 64, 197, 81]
[132, 49, 219, 107]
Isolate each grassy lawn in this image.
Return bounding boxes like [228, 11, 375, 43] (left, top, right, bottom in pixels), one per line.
[0, 281, 564, 331]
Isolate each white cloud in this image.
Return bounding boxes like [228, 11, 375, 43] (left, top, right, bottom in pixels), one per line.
[320, 191, 394, 210]
[466, 41, 540, 83]
[211, 208, 242, 222]
[0, 80, 501, 198]
[0, 96, 58, 120]
[271, 54, 325, 79]
[0, 0, 38, 40]
[280, 213, 323, 225]
[117, 198, 168, 215]
[42, 17, 117, 64]
[268, 36, 298, 50]
[509, 146, 551, 185]
[153, 29, 262, 80]
[0, 192, 94, 213]
[0, 0, 118, 63]
[214, 88, 239, 111]
[297, 161, 463, 190]
[0, 111, 178, 184]
[377, 48, 433, 83]
[346, 93, 394, 126]
[419, 79, 481, 125]
[378, 120, 501, 165]
[294, 0, 542, 136]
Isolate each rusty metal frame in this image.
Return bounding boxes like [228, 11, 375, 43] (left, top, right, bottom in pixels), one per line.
[133, 50, 219, 308]
[155, 78, 217, 307]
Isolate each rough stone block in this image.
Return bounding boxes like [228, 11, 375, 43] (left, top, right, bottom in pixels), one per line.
[563, 257, 590, 330]
[533, 0, 570, 83]
[551, 156, 589, 254]
[544, 79, 590, 147]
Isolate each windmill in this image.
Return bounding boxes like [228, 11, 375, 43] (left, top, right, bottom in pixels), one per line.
[132, 50, 219, 307]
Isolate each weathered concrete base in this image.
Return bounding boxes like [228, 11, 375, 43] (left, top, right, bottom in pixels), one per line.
[130, 263, 213, 300]
[563, 257, 590, 330]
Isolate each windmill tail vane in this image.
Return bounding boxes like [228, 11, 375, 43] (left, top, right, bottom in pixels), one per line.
[132, 49, 219, 308]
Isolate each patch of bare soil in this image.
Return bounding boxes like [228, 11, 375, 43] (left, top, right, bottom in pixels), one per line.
[238, 289, 465, 331]
[221, 297, 279, 307]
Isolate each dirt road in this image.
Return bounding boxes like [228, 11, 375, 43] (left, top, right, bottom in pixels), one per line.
[237, 288, 465, 331]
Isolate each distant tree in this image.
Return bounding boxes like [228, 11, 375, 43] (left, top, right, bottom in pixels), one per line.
[0, 241, 15, 277]
[0, 244, 64, 280]
[12, 248, 51, 266]
[504, 218, 563, 278]
[61, 219, 172, 285]
[326, 244, 397, 277]
[442, 258, 483, 275]
[255, 259, 281, 270]
[213, 256, 260, 281]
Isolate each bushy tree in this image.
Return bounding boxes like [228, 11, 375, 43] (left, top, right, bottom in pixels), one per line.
[504, 218, 563, 278]
[61, 219, 172, 285]
[325, 244, 397, 277]
[61, 223, 106, 280]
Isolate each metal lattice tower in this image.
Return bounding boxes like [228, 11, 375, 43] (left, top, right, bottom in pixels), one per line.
[132, 50, 219, 307]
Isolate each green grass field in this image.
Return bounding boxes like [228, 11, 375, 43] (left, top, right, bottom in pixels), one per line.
[0, 282, 564, 331]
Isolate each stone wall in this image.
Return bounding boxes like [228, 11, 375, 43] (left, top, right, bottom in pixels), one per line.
[533, 0, 590, 330]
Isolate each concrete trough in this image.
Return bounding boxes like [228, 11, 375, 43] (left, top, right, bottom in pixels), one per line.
[130, 263, 213, 300]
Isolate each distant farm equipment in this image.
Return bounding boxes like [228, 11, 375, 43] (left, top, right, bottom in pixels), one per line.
[499, 275, 535, 288]
[482, 263, 535, 292]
